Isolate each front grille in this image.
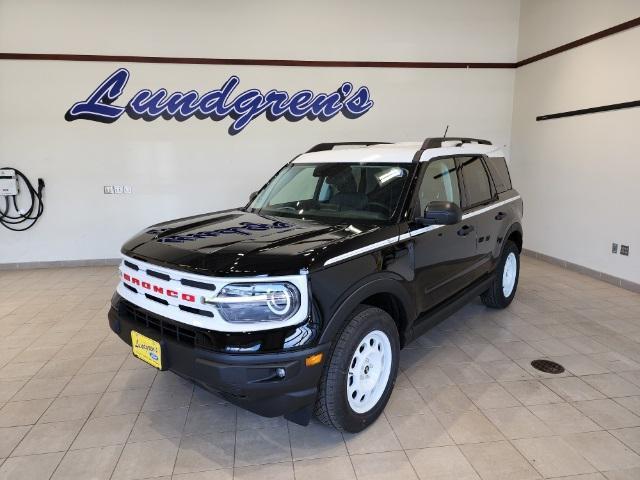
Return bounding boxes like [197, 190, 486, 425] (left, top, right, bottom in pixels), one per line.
[145, 293, 169, 305]
[147, 269, 170, 281]
[117, 298, 317, 353]
[179, 304, 213, 317]
[124, 260, 139, 271]
[120, 299, 197, 346]
[181, 278, 217, 291]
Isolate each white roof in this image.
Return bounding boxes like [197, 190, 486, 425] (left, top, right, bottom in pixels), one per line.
[293, 142, 505, 164]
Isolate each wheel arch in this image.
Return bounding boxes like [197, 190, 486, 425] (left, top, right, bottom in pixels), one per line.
[317, 276, 415, 347]
[505, 222, 523, 252]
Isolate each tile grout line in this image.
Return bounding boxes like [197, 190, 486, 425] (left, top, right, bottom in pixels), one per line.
[283, 417, 295, 480]
[401, 367, 489, 478]
[231, 407, 239, 479]
[106, 366, 158, 480]
[383, 410, 425, 480]
[402, 341, 592, 480]
[168, 384, 194, 478]
[3, 331, 108, 479]
[46, 331, 119, 480]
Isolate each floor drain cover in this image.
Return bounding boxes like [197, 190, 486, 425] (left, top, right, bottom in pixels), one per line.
[531, 359, 565, 374]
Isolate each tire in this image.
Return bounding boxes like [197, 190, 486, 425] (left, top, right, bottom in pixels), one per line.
[315, 305, 400, 432]
[481, 240, 520, 309]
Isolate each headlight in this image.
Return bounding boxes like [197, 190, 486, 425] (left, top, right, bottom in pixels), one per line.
[204, 282, 301, 323]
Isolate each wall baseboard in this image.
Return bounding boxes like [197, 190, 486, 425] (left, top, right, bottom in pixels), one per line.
[0, 258, 121, 271]
[522, 249, 640, 294]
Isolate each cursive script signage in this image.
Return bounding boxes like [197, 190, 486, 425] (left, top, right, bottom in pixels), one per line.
[65, 68, 374, 134]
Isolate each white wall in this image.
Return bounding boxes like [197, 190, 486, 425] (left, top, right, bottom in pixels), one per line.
[0, 0, 519, 263]
[0, 0, 520, 62]
[517, 0, 640, 59]
[511, 0, 640, 283]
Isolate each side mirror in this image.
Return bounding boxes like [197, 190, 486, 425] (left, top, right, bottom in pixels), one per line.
[417, 201, 462, 226]
[248, 191, 258, 203]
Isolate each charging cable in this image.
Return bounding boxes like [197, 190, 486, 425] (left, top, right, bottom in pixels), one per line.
[0, 168, 45, 231]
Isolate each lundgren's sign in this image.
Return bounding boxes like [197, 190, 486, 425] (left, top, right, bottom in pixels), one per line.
[65, 68, 374, 135]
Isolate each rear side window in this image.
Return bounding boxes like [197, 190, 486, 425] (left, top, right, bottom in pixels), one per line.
[486, 157, 512, 193]
[459, 156, 493, 207]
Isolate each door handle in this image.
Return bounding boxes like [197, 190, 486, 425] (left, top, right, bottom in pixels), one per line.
[457, 224, 474, 236]
[494, 212, 506, 220]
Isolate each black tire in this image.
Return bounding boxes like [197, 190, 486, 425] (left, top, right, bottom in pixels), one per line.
[481, 240, 520, 308]
[314, 305, 400, 432]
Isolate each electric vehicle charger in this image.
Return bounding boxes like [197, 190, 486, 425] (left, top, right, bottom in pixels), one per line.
[0, 168, 45, 231]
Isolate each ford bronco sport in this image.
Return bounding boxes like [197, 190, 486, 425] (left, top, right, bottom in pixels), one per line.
[108, 137, 523, 432]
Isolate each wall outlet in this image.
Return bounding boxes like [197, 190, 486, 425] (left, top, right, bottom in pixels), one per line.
[612, 243, 618, 254]
[113, 185, 123, 194]
[620, 245, 630, 256]
[104, 185, 114, 194]
[123, 185, 132, 194]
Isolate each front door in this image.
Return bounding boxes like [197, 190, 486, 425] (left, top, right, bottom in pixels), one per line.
[410, 156, 478, 313]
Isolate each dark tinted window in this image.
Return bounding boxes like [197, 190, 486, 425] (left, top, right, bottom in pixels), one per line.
[486, 157, 512, 193]
[460, 156, 492, 207]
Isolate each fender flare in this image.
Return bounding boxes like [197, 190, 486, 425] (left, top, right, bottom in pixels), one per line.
[317, 274, 416, 345]
[491, 221, 523, 262]
[504, 221, 523, 250]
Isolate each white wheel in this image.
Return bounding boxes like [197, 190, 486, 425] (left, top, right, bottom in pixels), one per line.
[502, 252, 517, 297]
[346, 330, 392, 414]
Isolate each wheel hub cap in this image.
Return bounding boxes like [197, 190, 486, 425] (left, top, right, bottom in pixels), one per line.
[347, 330, 392, 414]
[502, 252, 517, 297]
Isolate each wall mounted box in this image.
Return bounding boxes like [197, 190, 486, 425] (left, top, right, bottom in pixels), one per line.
[0, 169, 18, 196]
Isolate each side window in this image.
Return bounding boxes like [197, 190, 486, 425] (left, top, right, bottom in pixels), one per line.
[459, 156, 493, 207]
[418, 157, 460, 213]
[486, 156, 512, 193]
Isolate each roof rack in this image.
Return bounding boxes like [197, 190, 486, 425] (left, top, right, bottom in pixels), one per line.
[420, 137, 492, 150]
[306, 142, 390, 153]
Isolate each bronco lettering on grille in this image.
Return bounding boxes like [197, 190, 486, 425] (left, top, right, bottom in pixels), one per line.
[122, 272, 197, 303]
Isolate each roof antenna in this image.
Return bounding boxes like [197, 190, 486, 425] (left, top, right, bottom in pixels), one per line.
[443, 125, 449, 139]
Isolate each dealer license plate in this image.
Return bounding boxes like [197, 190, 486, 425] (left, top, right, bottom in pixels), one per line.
[131, 331, 162, 369]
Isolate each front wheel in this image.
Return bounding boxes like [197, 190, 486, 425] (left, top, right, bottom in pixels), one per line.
[315, 306, 399, 432]
[481, 240, 520, 308]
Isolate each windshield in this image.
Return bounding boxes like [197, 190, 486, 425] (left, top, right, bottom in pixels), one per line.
[248, 163, 413, 222]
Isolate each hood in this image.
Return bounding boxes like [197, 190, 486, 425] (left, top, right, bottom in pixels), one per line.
[122, 209, 394, 276]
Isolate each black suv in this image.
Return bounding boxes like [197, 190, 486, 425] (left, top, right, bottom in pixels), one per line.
[108, 137, 523, 432]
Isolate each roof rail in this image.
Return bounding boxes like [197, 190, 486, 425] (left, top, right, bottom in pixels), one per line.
[306, 142, 390, 153]
[420, 137, 492, 150]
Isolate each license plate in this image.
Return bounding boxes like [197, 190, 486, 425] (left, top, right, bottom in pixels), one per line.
[131, 331, 162, 369]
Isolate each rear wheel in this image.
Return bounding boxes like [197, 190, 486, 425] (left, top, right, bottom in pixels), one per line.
[315, 305, 399, 432]
[481, 240, 520, 308]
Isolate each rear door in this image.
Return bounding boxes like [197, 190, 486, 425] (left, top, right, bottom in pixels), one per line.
[410, 156, 478, 313]
[458, 155, 499, 278]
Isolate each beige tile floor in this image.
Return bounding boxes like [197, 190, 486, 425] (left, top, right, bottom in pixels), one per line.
[0, 256, 639, 480]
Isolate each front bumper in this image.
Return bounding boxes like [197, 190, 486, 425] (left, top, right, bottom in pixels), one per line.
[108, 296, 329, 422]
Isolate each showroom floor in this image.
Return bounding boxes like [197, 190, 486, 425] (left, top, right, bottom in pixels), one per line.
[0, 258, 639, 480]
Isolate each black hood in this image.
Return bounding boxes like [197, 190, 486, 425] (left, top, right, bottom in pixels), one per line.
[122, 209, 395, 276]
